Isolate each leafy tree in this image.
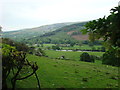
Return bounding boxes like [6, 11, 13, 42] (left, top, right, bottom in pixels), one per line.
[90, 55, 95, 63]
[82, 6, 120, 48]
[52, 45, 60, 50]
[91, 47, 96, 51]
[100, 47, 106, 52]
[70, 42, 76, 47]
[2, 38, 29, 52]
[80, 52, 94, 62]
[82, 40, 89, 45]
[81, 6, 120, 66]
[102, 48, 119, 66]
[2, 44, 41, 89]
[88, 42, 94, 47]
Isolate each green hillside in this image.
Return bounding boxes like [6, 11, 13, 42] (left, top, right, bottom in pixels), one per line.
[25, 22, 88, 44]
[2, 22, 73, 41]
[2, 21, 89, 44]
[7, 54, 118, 88]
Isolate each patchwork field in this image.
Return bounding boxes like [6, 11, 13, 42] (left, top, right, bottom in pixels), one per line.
[33, 44, 103, 50]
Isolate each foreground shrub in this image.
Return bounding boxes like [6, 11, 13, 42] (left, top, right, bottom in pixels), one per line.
[2, 44, 40, 89]
[80, 52, 94, 62]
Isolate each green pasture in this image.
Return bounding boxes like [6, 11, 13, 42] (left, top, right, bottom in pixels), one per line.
[45, 50, 104, 62]
[43, 44, 55, 47]
[60, 45, 102, 50]
[10, 54, 118, 88]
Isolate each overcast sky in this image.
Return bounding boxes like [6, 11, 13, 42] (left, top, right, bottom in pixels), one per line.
[0, 0, 119, 31]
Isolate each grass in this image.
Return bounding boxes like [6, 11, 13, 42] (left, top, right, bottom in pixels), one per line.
[43, 44, 55, 47]
[61, 45, 102, 50]
[45, 50, 104, 62]
[9, 54, 119, 88]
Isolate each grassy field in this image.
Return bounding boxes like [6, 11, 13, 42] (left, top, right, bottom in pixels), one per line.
[60, 45, 102, 50]
[7, 54, 119, 88]
[45, 50, 104, 63]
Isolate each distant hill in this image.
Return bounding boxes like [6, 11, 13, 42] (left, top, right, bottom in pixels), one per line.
[2, 22, 74, 41]
[24, 21, 89, 44]
[2, 21, 89, 44]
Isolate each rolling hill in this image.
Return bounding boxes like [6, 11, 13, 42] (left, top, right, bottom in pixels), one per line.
[2, 21, 90, 45]
[24, 21, 89, 44]
[2, 22, 74, 41]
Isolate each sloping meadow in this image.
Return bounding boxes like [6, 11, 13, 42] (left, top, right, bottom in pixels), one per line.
[13, 54, 119, 88]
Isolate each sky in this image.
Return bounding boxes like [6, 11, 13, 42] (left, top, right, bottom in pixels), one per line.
[0, 0, 119, 31]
